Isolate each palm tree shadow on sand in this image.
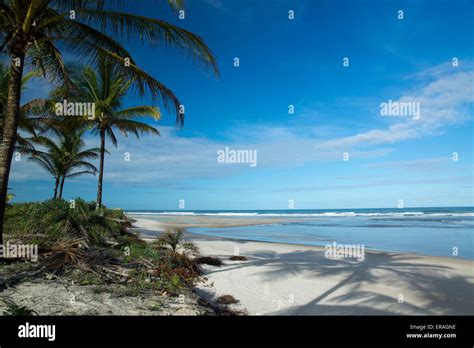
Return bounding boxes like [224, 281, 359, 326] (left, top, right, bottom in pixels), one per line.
[198, 240, 474, 315]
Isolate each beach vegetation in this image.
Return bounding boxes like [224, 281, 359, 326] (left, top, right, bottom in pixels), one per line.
[153, 227, 199, 255]
[0, 0, 219, 243]
[4, 198, 122, 250]
[3, 201, 202, 296]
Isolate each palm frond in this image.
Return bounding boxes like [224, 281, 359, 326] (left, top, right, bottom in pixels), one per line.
[27, 39, 72, 86]
[113, 118, 160, 138]
[105, 126, 118, 147]
[66, 169, 96, 178]
[28, 156, 58, 177]
[75, 148, 100, 160]
[114, 105, 161, 120]
[75, 9, 219, 77]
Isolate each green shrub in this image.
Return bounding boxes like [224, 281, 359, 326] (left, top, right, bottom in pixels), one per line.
[126, 242, 162, 263]
[98, 206, 125, 220]
[153, 227, 199, 255]
[4, 198, 122, 247]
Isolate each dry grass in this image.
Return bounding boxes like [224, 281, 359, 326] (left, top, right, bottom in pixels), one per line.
[43, 235, 86, 271]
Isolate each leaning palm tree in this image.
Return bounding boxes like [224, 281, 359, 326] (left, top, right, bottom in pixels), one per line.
[0, 0, 219, 242]
[20, 129, 100, 199]
[65, 59, 161, 208]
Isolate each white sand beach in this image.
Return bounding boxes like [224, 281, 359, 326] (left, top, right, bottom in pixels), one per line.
[131, 217, 474, 315]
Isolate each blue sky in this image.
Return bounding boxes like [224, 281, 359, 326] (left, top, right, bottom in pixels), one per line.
[10, 0, 474, 210]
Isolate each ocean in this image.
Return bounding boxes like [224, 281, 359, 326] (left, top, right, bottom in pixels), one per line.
[127, 207, 474, 260]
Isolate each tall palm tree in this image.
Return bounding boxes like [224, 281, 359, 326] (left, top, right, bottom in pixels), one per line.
[20, 129, 100, 199]
[67, 60, 162, 208]
[0, 0, 219, 243]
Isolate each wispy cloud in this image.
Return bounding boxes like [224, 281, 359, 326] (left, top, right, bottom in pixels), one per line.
[364, 157, 451, 171]
[315, 66, 473, 151]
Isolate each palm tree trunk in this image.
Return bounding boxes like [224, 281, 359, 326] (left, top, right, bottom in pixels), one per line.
[96, 129, 106, 209]
[58, 175, 66, 199]
[0, 46, 25, 244]
[53, 177, 60, 199]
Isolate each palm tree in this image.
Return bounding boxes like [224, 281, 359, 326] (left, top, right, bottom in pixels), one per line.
[67, 60, 162, 208]
[21, 129, 100, 199]
[0, 62, 46, 149]
[0, 0, 219, 243]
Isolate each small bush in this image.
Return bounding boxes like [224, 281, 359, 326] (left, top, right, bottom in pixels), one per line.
[229, 255, 247, 261]
[118, 235, 201, 294]
[194, 256, 222, 266]
[153, 228, 199, 256]
[126, 242, 162, 263]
